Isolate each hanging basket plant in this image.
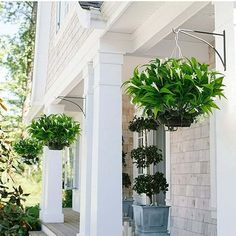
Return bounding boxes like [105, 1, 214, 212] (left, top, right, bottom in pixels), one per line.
[13, 138, 43, 165]
[28, 114, 81, 150]
[123, 57, 225, 130]
[128, 115, 159, 133]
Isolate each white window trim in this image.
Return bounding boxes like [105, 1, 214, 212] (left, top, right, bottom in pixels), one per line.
[53, 2, 76, 48]
[165, 131, 171, 206]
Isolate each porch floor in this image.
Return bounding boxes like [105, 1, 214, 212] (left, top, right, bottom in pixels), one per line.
[43, 208, 79, 236]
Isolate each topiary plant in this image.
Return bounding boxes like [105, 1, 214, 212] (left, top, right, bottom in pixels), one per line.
[124, 57, 225, 130]
[13, 138, 43, 165]
[129, 116, 168, 205]
[133, 172, 168, 204]
[28, 114, 81, 150]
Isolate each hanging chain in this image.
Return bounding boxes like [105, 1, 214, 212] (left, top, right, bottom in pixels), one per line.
[170, 28, 184, 58]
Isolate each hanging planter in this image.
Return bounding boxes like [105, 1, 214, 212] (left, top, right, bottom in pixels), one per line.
[13, 138, 43, 165]
[128, 115, 159, 133]
[28, 114, 81, 150]
[123, 57, 225, 130]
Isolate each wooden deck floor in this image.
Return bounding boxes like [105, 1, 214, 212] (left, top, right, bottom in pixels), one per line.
[43, 208, 79, 236]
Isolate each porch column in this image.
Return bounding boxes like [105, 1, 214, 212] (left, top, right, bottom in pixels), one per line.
[214, 3, 236, 236]
[79, 62, 94, 236]
[40, 104, 65, 223]
[90, 52, 123, 236]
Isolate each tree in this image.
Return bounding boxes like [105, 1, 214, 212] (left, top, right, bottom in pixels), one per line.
[0, 1, 37, 138]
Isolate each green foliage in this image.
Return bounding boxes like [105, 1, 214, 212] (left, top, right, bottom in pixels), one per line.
[0, 2, 37, 138]
[128, 115, 159, 132]
[133, 173, 168, 203]
[13, 138, 43, 165]
[124, 57, 225, 130]
[122, 173, 131, 188]
[0, 183, 40, 235]
[29, 114, 81, 150]
[129, 117, 168, 204]
[122, 137, 132, 190]
[62, 190, 72, 208]
[0, 3, 40, 235]
[131, 146, 163, 168]
[0, 128, 25, 183]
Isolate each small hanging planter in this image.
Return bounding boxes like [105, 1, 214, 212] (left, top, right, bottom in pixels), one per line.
[123, 57, 225, 131]
[28, 114, 81, 150]
[13, 138, 43, 165]
[128, 115, 159, 133]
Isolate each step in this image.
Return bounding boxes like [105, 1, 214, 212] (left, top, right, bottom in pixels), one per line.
[29, 232, 47, 236]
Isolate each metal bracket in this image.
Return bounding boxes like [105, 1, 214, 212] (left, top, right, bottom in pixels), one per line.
[57, 96, 86, 117]
[173, 28, 226, 71]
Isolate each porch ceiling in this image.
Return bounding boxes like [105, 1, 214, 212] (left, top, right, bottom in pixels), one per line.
[109, 1, 165, 34]
[144, 3, 214, 60]
[164, 3, 214, 43]
[106, 1, 214, 61]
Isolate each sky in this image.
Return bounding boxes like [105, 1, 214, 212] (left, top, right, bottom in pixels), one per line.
[0, 21, 19, 82]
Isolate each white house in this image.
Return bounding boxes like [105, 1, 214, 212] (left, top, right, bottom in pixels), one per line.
[26, 1, 236, 236]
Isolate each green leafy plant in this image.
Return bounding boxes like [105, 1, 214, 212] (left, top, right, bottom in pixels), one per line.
[0, 183, 40, 235]
[13, 138, 43, 165]
[128, 115, 159, 132]
[129, 117, 168, 204]
[62, 190, 72, 208]
[124, 57, 225, 130]
[131, 146, 163, 168]
[133, 172, 168, 203]
[122, 137, 132, 190]
[123, 173, 131, 188]
[28, 114, 81, 150]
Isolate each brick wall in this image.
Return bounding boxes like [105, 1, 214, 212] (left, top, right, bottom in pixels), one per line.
[122, 95, 134, 198]
[46, 2, 92, 91]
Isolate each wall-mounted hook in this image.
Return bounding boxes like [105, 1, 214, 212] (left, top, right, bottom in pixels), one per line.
[172, 28, 226, 71]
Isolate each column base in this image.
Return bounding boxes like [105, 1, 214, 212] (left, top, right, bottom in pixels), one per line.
[135, 232, 170, 236]
[40, 211, 64, 223]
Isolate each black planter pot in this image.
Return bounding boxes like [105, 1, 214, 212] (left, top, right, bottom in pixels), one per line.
[48, 142, 64, 150]
[158, 112, 194, 130]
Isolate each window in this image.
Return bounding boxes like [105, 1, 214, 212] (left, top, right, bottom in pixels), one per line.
[153, 125, 166, 205]
[137, 131, 144, 175]
[62, 139, 79, 190]
[56, 1, 70, 32]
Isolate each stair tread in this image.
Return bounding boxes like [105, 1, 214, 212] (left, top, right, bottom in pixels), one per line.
[29, 231, 47, 236]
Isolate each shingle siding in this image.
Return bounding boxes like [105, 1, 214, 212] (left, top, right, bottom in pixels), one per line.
[170, 120, 217, 236]
[46, 2, 92, 91]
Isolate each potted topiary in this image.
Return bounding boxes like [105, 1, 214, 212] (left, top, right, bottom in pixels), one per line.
[129, 116, 169, 235]
[124, 57, 225, 130]
[28, 114, 81, 150]
[122, 137, 133, 218]
[13, 138, 43, 165]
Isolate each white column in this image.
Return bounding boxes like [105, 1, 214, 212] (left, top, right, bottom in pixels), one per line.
[40, 104, 65, 223]
[214, 3, 236, 236]
[79, 63, 94, 236]
[90, 52, 123, 236]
